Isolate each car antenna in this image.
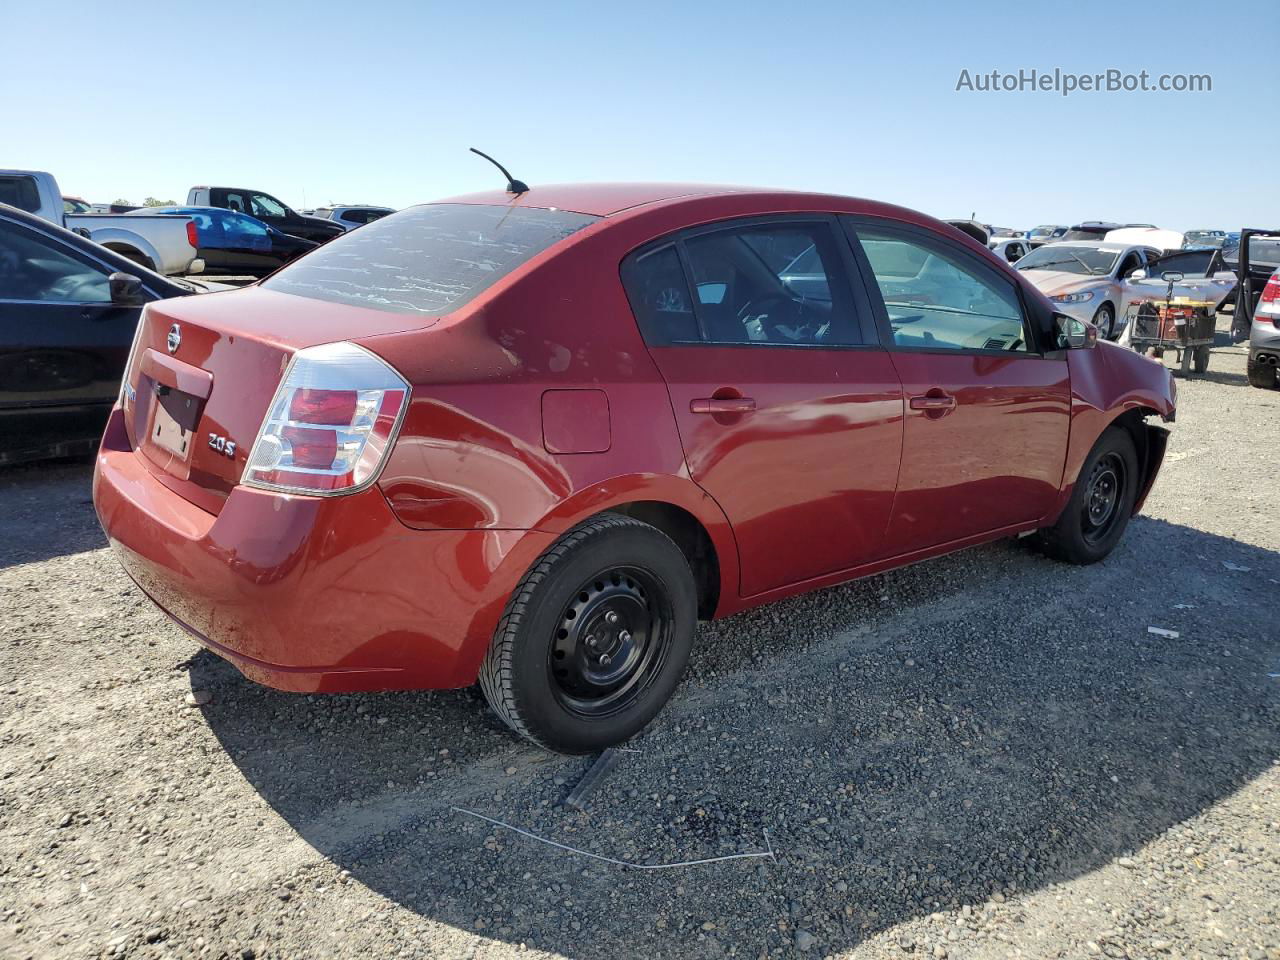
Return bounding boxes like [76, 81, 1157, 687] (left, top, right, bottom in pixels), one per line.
[469, 147, 529, 195]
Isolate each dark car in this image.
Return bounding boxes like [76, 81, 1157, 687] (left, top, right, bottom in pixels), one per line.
[186, 187, 345, 244]
[0, 203, 221, 465]
[135, 207, 317, 277]
[94, 183, 1175, 754]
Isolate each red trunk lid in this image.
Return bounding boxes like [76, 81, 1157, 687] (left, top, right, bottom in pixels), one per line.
[120, 286, 429, 514]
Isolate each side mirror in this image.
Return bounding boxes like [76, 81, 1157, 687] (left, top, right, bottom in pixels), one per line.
[108, 272, 146, 306]
[1128, 269, 1147, 280]
[1055, 312, 1097, 350]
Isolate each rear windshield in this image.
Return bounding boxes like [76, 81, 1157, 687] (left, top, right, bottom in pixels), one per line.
[0, 176, 41, 213]
[263, 203, 599, 316]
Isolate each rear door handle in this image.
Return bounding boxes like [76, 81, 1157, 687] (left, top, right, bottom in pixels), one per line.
[690, 397, 756, 415]
[909, 392, 957, 412]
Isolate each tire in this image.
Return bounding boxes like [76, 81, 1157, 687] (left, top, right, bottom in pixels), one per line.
[113, 248, 156, 273]
[1248, 358, 1278, 389]
[1193, 344, 1210, 373]
[479, 514, 697, 754]
[1038, 427, 1139, 565]
[1092, 303, 1115, 340]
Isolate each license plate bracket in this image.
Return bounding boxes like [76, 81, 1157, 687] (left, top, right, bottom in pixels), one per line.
[149, 388, 198, 460]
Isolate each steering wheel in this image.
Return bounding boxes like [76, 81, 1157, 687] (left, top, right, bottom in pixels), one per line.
[737, 292, 823, 343]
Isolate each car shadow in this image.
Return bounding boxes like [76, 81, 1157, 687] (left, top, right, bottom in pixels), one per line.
[0, 461, 104, 569]
[197, 516, 1280, 958]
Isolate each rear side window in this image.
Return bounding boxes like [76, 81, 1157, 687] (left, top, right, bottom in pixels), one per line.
[263, 203, 599, 316]
[622, 219, 865, 347]
[0, 176, 41, 213]
[621, 245, 699, 343]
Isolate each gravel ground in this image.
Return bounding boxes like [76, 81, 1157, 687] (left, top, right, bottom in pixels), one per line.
[2, 329, 1278, 960]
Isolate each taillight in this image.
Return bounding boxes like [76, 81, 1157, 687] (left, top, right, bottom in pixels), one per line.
[1257, 270, 1280, 321]
[242, 342, 409, 495]
[186, 220, 199, 250]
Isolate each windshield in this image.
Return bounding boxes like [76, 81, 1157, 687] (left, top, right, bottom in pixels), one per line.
[1015, 245, 1118, 276]
[263, 203, 599, 316]
[1183, 230, 1226, 249]
[1028, 225, 1058, 238]
[1060, 227, 1112, 242]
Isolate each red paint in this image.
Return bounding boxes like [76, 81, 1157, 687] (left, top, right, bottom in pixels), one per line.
[94, 183, 1175, 695]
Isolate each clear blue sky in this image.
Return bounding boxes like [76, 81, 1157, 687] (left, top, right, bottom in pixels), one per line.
[6, 0, 1275, 231]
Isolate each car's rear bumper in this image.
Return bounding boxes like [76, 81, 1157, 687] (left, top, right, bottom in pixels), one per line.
[92, 408, 553, 693]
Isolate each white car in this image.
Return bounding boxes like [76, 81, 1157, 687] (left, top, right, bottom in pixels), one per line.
[988, 236, 1032, 265]
[1013, 241, 1161, 339]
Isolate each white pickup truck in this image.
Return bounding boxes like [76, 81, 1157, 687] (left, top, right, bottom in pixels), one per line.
[0, 170, 203, 276]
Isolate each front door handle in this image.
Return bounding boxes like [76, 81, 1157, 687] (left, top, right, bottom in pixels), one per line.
[690, 397, 756, 415]
[909, 391, 957, 416]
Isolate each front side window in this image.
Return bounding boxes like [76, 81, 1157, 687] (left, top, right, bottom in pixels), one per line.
[0, 220, 110, 303]
[250, 193, 288, 218]
[854, 225, 1027, 352]
[263, 203, 599, 316]
[681, 222, 861, 345]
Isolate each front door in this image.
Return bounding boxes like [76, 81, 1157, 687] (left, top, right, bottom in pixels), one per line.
[844, 217, 1071, 556]
[0, 217, 142, 461]
[622, 216, 904, 597]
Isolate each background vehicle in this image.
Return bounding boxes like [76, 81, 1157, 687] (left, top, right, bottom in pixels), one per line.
[1015, 240, 1160, 338]
[1, 170, 202, 275]
[1183, 229, 1228, 249]
[94, 183, 1175, 754]
[186, 186, 345, 244]
[1027, 224, 1067, 248]
[1233, 231, 1280, 385]
[134, 206, 318, 276]
[313, 205, 395, 231]
[989, 236, 1031, 264]
[0, 203, 223, 465]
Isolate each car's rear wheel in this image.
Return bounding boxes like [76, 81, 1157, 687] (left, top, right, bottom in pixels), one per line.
[1038, 427, 1139, 565]
[479, 514, 696, 753]
[1247, 358, 1277, 389]
[1092, 303, 1115, 340]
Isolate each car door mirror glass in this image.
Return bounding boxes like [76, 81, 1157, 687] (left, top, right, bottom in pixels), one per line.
[1055, 312, 1096, 349]
[108, 272, 146, 306]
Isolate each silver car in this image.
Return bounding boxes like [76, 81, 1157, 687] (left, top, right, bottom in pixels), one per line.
[1013, 241, 1159, 339]
[313, 205, 395, 232]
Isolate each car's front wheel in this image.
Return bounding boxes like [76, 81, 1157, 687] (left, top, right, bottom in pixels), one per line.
[479, 514, 697, 753]
[1037, 427, 1139, 564]
[1092, 303, 1115, 340]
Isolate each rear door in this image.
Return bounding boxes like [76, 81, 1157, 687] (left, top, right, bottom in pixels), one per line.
[844, 217, 1070, 556]
[623, 215, 905, 598]
[0, 215, 144, 462]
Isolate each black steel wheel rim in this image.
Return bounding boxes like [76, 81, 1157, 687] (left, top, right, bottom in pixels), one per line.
[548, 565, 674, 718]
[1082, 452, 1125, 543]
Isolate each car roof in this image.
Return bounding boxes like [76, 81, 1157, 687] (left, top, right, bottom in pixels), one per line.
[433, 182, 777, 217]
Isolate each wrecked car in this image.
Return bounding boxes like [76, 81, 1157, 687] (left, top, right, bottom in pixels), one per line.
[93, 184, 1176, 753]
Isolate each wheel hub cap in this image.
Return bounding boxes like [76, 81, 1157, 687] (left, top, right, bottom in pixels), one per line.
[550, 569, 671, 716]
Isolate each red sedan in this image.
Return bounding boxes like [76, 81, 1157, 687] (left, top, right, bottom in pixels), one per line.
[94, 183, 1176, 753]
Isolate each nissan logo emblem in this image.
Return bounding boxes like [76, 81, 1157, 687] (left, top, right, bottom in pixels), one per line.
[167, 323, 181, 354]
